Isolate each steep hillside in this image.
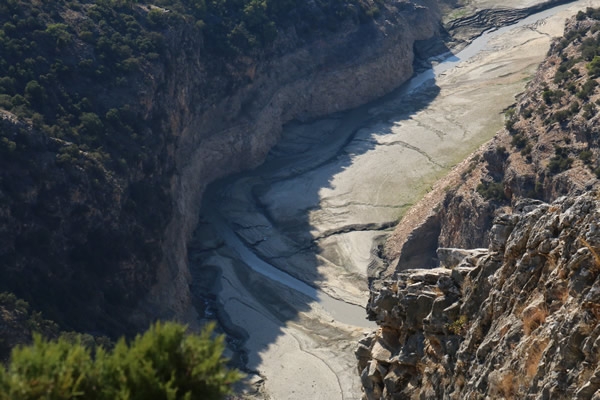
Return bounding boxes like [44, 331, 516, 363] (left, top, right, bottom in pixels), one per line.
[359, 9, 600, 399]
[386, 8, 600, 271]
[0, 0, 443, 337]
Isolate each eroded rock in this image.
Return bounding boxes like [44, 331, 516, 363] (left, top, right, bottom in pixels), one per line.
[358, 193, 600, 399]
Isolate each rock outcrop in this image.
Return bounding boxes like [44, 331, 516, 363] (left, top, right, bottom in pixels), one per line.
[385, 10, 600, 273]
[358, 193, 600, 399]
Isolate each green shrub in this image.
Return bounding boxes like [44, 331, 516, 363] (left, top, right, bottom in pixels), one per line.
[477, 181, 506, 201]
[548, 147, 573, 174]
[521, 143, 532, 156]
[0, 94, 12, 109]
[511, 133, 528, 149]
[504, 107, 516, 132]
[579, 149, 593, 164]
[542, 89, 564, 105]
[0, 137, 16, 152]
[569, 101, 580, 115]
[0, 322, 241, 400]
[45, 23, 72, 48]
[24, 80, 43, 106]
[577, 79, 598, 100]
[552, 109, 571, 124]
[79, 112, 104, 136]
[587, 55, 600, 77]
[583, 103, 597, 119]
[447, 315, 468, 335]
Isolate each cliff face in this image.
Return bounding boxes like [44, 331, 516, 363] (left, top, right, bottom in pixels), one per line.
[359, 10, 600, 399]
[152, 0, 443, 322]
[0, 0, 445, 335]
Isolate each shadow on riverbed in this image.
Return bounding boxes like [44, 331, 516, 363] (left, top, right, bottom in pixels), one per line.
[187, 49, 445, 389]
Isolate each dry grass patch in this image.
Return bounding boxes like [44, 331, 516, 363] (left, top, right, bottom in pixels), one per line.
[489, 368, 519, 399]
[580, 237, 600, 273]
[525, 338, 549, 380]
[499, 323, 510, 339]
[522, 303, 548, 336]
[500, 372, 517, 399]
[425, 335, 443, 360]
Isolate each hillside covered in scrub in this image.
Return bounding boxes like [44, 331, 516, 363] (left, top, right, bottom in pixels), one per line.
[0, 0, 388, 333]
[358, 8, 600, 399]
[0, 0, 443, 344]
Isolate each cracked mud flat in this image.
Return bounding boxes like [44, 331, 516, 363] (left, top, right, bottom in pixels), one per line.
[190, 1, 600, 399]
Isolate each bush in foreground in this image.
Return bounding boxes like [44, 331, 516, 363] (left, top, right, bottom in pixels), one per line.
[0, 322, 241, 400]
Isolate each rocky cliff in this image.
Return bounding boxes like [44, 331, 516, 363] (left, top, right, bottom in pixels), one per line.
[359, 193, 600, 399]
[0, 0, 445, 337]
[358, 9, 600, 399]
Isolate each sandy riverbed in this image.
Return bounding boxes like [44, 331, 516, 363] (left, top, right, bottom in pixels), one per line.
[190, 1, 600, 398]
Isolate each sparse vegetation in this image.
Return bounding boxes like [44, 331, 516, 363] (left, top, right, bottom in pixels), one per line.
[447, 315, 468, 335]
[496, 145, 508, 158]
[523, 339, 549, 390]
[521, 143, 533, 157]
[511, 132, 528, 149]
[583, 103, 597, 119]
[542, 89, 564, 105]
[587, 55, 600, 77]
[477, 180, 506, 201]
[579, 149, 593, 164]
[577, 79, 598, 100]
[522, 303, 548, 336]
[504, 107, 517, 133]
[547, 147, 573, 174]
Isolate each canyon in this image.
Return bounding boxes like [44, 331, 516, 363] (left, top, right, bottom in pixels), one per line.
[185, 0, 600, 398]
[1, 0, 600, 398]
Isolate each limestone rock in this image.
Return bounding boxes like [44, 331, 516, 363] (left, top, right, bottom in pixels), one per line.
[358, 192, 600, 399]
[437, 248, 488, 269]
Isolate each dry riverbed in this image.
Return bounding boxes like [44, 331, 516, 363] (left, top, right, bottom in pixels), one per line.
[190, 1, 600, 398]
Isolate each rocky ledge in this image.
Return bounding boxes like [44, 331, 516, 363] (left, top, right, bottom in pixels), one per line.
[357, 193, 600, 399]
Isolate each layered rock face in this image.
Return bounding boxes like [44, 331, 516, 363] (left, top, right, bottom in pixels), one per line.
[358, 193, 600, 399]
